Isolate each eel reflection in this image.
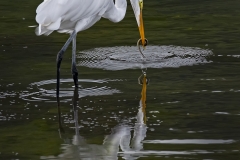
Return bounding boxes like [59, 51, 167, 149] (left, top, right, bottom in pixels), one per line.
[46, 77, 148, 159]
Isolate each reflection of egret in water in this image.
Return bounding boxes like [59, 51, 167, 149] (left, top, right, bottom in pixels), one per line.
[41, 77, 148, 159]
[40, 75, 237, 159]
[118, 71, 148, 159]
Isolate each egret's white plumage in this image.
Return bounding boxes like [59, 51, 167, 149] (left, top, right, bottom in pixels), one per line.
[35, 0, 146, 96]
[36, 0, 129, 35]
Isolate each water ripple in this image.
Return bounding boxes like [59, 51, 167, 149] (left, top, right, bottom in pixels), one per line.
[77, 45, 213, 70]
[118, 150, 214, 155]
[19, 79, 121, 102]
[0, 92, 17, 98]
[143, 139, 235, 144]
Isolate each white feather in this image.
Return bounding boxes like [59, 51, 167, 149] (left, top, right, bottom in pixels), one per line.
[102, 0, 127, 23]
[35, 0, 140, 36]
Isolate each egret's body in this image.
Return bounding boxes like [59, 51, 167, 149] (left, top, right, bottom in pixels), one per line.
[35, 0, 146, 98]
[36, 0, 128, 35]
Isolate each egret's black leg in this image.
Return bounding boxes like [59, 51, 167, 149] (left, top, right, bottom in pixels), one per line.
[72, 33, 78, 88]
[56, 30, 77, 98]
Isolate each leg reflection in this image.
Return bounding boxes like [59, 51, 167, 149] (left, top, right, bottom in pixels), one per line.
[57, 97, 64, 136]
[72, 87, 79, 136]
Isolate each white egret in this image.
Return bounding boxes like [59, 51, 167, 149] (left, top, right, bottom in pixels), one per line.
[35, 0, 147, 97]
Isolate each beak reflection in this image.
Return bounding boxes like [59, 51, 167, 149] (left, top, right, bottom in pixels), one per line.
[138, 70, 148, 124]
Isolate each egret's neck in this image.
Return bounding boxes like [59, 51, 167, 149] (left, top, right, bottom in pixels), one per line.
[115, 0, 127, 8]
[102, 0, 127, 23]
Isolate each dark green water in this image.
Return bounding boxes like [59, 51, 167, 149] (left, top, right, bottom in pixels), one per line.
[0, 0, 240, 159]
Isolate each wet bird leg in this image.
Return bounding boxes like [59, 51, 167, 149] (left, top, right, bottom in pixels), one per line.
[72, 33, 78, 88]
[56, 30, 78, 98]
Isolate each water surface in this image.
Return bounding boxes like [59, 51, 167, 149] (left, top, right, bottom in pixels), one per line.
[0, 0, 240, 159]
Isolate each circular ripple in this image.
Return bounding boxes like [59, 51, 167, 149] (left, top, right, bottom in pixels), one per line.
[19, 79, 121, 102]
[77, 45, 213, 70]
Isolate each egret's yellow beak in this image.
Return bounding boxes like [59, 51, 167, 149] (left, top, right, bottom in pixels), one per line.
[138, 1, 146, 48]
[130, 0, 147, 51]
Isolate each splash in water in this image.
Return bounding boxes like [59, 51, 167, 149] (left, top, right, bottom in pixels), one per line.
[77, 45, 213, 70]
